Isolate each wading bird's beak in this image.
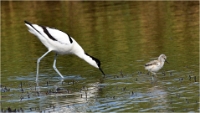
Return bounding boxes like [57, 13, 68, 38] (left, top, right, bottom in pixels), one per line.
[165, 59, 169, 64]
[99, 67, 105, 76]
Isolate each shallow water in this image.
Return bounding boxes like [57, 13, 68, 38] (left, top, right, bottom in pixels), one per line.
[1, 1, 199, 112]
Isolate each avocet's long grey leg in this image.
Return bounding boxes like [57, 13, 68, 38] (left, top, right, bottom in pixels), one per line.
[36, 50, 52, 81]
[152, 75, 154, 81]
[150, 71, 156, 81]
[53, 53, 64, 78]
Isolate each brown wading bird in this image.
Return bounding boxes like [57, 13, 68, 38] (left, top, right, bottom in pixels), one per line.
[145, 54, 169, 80]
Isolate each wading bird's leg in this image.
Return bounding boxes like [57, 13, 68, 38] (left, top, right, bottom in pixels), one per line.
[151, 75, 155, 81]
[150, 71, 157, 81]
[36, 50, 52, 81]
[53, 53, 64, 79]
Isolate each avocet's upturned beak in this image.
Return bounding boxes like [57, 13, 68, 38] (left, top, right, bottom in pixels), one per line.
[99, 67, 105, 76]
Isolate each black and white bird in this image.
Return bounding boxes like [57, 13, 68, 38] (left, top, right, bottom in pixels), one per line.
[24, 21, 105, 81]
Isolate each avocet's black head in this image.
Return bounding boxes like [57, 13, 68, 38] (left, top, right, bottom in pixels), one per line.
[85, 53, 105, 76]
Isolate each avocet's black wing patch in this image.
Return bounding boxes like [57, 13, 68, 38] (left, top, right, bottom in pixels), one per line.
[44, 27, 73, 45]
[42, 26, 57, 41]
[66, 33, 73, 43]
[25, 20, 73, 45]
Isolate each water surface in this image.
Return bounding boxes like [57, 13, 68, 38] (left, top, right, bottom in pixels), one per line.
[1, 1, 199, 112]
